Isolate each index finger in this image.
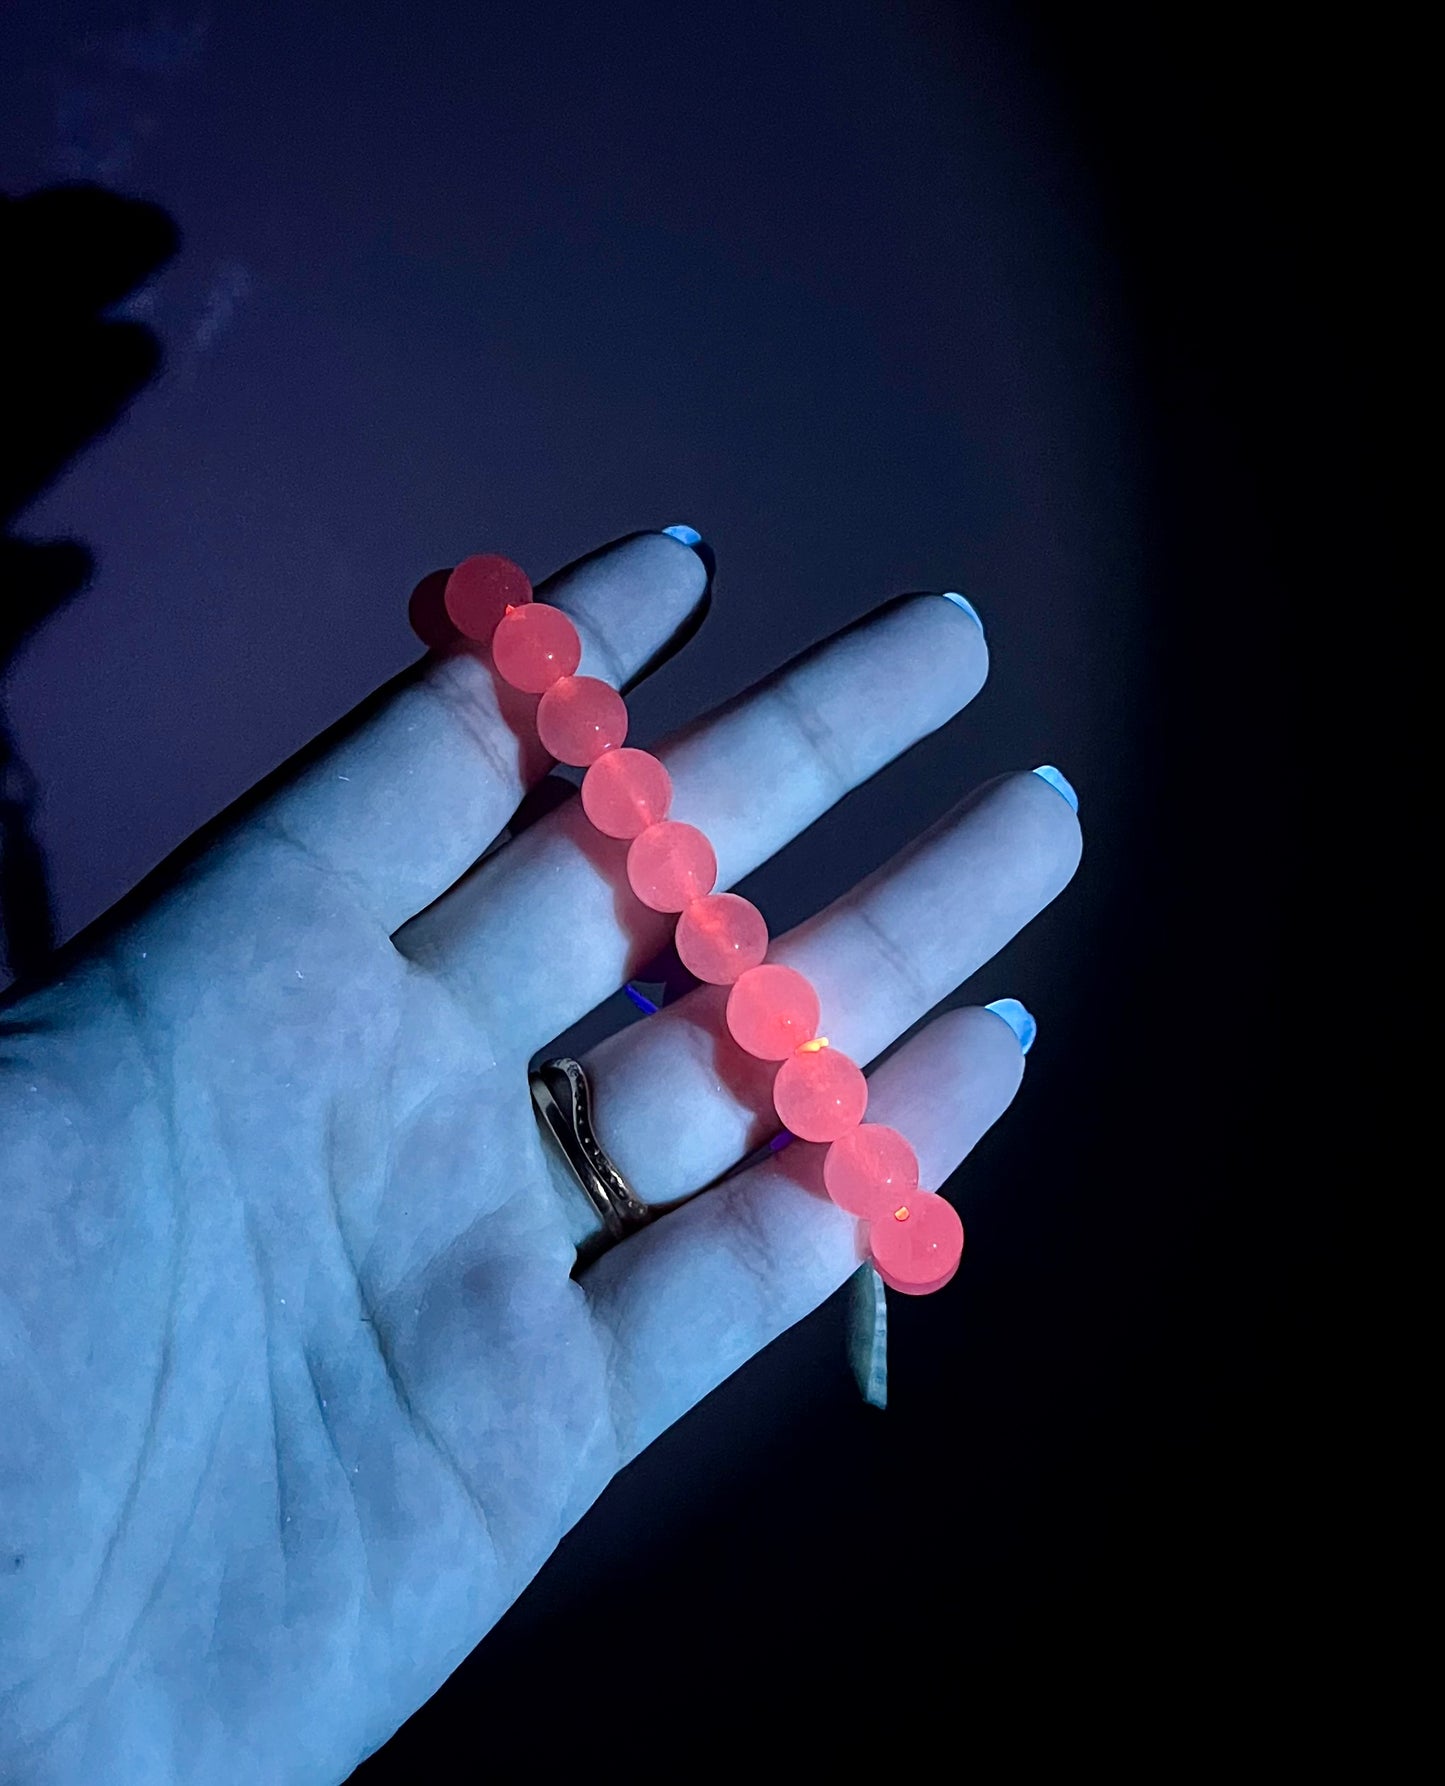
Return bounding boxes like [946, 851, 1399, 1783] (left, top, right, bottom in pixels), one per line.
[245, 528, 710, 934]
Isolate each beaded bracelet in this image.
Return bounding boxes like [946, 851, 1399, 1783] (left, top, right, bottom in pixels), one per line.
[413, 550, 964, 1297]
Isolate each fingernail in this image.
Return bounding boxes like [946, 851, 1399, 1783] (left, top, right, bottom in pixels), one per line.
[622, 531, 715, 695]
[985, 997, 1038, 1054]
[940, 590, 983, 631]
[1032, 764, 1079, 812]
[661, 522, 716, 597]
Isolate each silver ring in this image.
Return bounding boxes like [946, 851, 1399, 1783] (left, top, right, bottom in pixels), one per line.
[528, 1056, 654, 1264]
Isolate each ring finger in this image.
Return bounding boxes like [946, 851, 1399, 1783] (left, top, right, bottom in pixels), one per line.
[567, 765, 1081, 1229]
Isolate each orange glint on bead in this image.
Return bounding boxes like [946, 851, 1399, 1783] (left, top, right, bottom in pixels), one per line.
[772, 1044, 867, 1143]
[444, 554, 533, 641]
[868, 1190, 964, 1295]
[725, 964, 820, 1061]
[824, 1124, 919, 1220]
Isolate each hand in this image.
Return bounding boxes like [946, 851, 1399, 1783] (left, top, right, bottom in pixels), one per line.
[0, 529, 1081, 1783]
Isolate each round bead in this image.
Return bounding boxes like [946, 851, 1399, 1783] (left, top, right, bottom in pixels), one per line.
[725, 965, 821, 1061]
[867, 1190, 964, 1295]
[408, 568, 460, 649]
[823, 1124, 920, 1220]
[581, 748, 673, 838]
[675, 894, 769, 985]
[443, 553, 532, 642]
[626, 821, 718, 912]
[536, 675, 628, 765]
[772, 1045, 867, 1143]
[491, 602, 581, 692]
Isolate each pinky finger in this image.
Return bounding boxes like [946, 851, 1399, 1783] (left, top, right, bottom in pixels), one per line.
[587, 1002, 1032, 1464]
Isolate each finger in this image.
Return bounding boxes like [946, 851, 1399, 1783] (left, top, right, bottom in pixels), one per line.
[397, 591, 989, 1047]
[250, 529, 709, 934]
[568, 767, 1079, 1233]
[587, 1003, 1030, 1462]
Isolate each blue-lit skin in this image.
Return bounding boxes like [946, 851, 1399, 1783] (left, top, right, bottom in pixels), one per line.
[0, 530, 1080, 1780]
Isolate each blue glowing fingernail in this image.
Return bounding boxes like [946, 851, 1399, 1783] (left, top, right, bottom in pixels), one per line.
[940, 591, 983, 631]
[1032, 764, 1079, 812]
[662, 523, 715, 592]
[985, 997, 1038, 1054]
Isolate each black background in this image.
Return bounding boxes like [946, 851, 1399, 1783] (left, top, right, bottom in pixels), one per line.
[2, 0, 1359, 1768]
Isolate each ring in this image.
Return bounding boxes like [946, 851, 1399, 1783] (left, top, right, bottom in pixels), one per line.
[529, 1056, 655, 1263]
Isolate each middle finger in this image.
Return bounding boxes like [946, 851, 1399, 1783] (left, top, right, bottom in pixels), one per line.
[397, 591, 988, 1048]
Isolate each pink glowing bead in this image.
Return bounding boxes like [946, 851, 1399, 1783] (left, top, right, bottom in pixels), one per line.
[823, 1123, 920, 1220]
[536, 675, 629, 765]
[675, 893, 770, 985]
[867, 1190, 964, 1296]
[443, 554, 532, 642]
[771, 1043, 868, 1143]
[491, 602, 581, 692]
[725, 965, 821, 1061]
[626, 821, 718, 912]
[408, 568, 460, 649]
[581, 748, 673, 838]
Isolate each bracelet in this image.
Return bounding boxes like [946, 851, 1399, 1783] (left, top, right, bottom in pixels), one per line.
[415, 551, 964, 1296]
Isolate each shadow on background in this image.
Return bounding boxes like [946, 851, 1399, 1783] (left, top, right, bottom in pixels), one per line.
[348, 0, 1337, 1768]
[0, 0, 1356, 1763]
[0, 182, 177, 990]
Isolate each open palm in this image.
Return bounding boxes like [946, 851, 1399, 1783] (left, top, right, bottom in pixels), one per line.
[0, 529, 1080, 1784]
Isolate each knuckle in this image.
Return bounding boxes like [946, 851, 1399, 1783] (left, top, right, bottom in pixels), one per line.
[846, 899, 934, 1013]
[770, 674, 856, 803]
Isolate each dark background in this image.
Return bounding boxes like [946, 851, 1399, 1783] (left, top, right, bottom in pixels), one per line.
[2, 0, 1353, 1765]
